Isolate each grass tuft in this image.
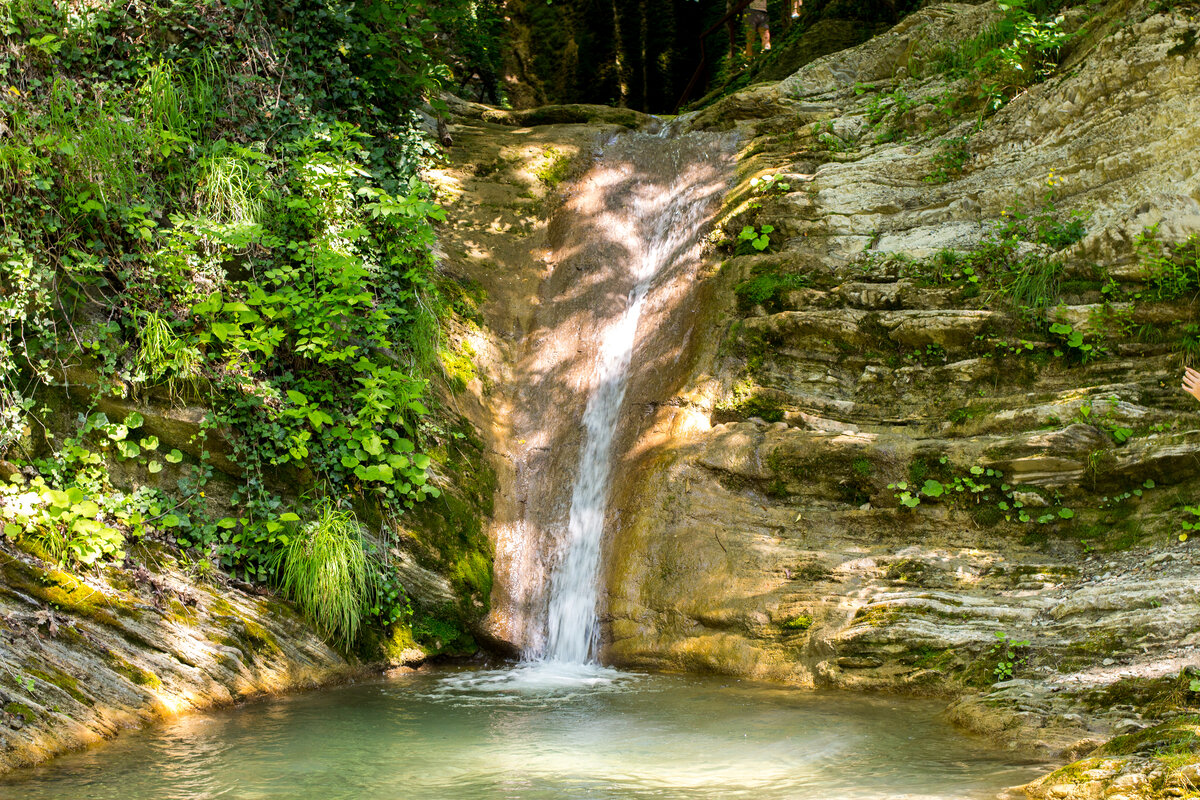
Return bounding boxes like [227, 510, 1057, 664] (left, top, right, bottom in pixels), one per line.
[272, 505, 378, 649]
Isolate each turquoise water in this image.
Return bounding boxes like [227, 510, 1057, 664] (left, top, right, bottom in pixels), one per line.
[1, 664, 1045, 800]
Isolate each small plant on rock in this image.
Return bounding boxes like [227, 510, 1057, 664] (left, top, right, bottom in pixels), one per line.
[991, 631, 1031, 681]
[736, 224, 775, 254]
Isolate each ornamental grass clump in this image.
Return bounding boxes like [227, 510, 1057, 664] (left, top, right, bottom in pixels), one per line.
[273, 505, 377, 649]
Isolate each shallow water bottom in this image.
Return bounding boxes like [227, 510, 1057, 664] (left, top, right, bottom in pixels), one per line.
[2, 663, 1046, 800]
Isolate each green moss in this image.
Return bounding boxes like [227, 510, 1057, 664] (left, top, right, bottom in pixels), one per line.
[26, 666, 91, 705]
[731, 393, 785, 423]
[851, 457, 873, 477]
[0, 553, 128, 628]
[4, 702, 35, 722]
[909, 647, 960, 672]
[1083, 672, 1194, 718]
[1044, 757, 1101, 785]
[398, 415, 496, 651]
[104, 653, 163, 689]
[781, 614, 813, 631]
[852, 606, 899, 627]
[208, 596, 236, 616]
[451, 550, 493, 602]
[1098, 714, 1200, 758]
[436, 274, 487, 326]
[411, 607, 477, 656]
[533, 146, 572, 187]
[380, 623, 427, 663]
[969, 503, 1006, 527]
[734, 268, 810, 313]
[885, 558, 931, 583]
[167, 599, 198, 623]
[211, 615, 280, 658]
[440, 341, 478, 393]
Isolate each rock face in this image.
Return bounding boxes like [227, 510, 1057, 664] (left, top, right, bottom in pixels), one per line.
[430, 3, 1200, 777]
[0, 541, 356, 772]
[584, 0, 1200, 762]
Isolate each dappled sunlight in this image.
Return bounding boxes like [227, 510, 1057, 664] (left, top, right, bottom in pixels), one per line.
[487, 129, 737, 655]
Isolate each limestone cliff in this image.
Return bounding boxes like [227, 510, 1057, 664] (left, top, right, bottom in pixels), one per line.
[590, 0, 1200, 789]
[439, 1, 1200, 796]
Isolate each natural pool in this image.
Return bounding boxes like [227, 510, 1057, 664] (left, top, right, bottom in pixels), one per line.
[2, 664, 1045, 800]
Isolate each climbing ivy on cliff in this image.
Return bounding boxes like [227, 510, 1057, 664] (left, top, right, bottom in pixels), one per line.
[0, 0, 491, 595]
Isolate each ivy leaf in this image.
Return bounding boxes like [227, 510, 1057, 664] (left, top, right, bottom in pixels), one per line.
[124, 412, 145, 429]
[165, 449, 184, 464]
[921, 479, 944, 498]
[148, 460, 162, 474]
[210, 322, 239, 341]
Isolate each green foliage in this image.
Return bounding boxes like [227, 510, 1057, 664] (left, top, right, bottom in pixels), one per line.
[271, 504, 390, 650]
[734, 267, 809, 312]
[0, 0, 499, 588]
[1049, 321, 1103, 362]
[888, 459, 1074, 525]
[1, 480, 126, 565]
[995, 176, 1088, 251]
[915, 0, 1073, 115]
[924, 136, 972, 184]
[859, 85, 919, 143]
[991, 631, 1031, 682]
[1074, 397, 1133, 444]
[1135, 225, 1200, 301]
[1181, 504, 1200, 543]
[736, 224, 775, 254]
[811, 121, 853, 153]
[995, 255, 1063, 313]
[750, 174, 791, 195]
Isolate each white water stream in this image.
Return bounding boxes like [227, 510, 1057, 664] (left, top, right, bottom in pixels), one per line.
[539, 129, 730, 664]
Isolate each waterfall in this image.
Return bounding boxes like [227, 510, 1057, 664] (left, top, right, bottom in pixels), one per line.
[536, 128, 734, 664]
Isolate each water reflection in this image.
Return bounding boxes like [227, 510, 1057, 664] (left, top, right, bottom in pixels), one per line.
[2, 669, 1045, 800]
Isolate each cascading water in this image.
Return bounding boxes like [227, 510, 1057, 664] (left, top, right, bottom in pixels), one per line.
[531, 127, 736, 665]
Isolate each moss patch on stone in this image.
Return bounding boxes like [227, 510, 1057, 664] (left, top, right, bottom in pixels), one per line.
[4, 702, 36, 722]
[103, 653, 163, 689]
[0, 553, 129, 628]
[1098, 715, 1200, 759]
[781, 614, 813, 631]
[403, 415, 496, 646]
[26, 666, 91, 705]
[211, 615, 281, 659]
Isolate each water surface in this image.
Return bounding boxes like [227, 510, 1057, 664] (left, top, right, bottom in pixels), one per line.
[2, 665, 1044, 800]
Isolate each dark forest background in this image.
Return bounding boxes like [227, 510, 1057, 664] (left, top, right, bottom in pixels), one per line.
[495, 0, 929, 112]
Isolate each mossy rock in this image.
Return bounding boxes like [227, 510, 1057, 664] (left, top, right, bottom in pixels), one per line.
[211, 615, 281, 660]
[103, 653, 163, 689]
[0, 552, 134, 629]
[3, 702, 36, 722]
[511, 104, 653, 129]
[26, 665, 92, 705]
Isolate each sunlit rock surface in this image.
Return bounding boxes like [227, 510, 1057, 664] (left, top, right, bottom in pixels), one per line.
[0, 541, 356, 772]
